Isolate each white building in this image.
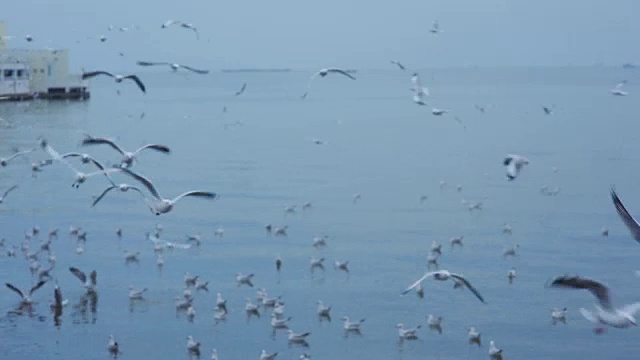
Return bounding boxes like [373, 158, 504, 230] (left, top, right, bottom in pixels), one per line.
[0, 20, 89, 100]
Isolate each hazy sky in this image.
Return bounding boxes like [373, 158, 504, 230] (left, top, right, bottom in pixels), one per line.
[3, 0, 639, 71]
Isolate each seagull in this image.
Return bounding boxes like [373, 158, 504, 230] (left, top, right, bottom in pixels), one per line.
[236, 273, 254, 287]
[69, 267, 97, 292]
[390, 60, 406, 70]
[25, 35, 33, 42]
[547, 275, 640, 333]
[288, 329, 311, 345]
[184, 273, 198, 287]
[299, 354, 311, 360]
[245, 298, 260, 318]
[542, 105, 554, 115]
[410, 73, 429, 105]
[186, 335, 200, 352]
[136, 61, 209, 74]
[610, 187, 640, 242]
[401, 270, 485, 303]
[235, 82, 247, 96]
[128, 285, 147, 300]
[0, 148, 34, 167]
[271, 313, 292, 329]
[502, 223, 513, 235]
[427, 314, 443, 334]
[260, 350, 278, 360]
[450, 236, 464, 249]
[610, 81, 628, 96]
[429, 20, 440, 34]
[161, 20, 181, 28]
[507, 268, 517, 284]
[317, 300, 331, 320]
[503, 244, 519, 258]
[503, 154, 529, 181]
[179, 23, 199, 39]
[309, 257, 325, 272]
[5, 281, 46, 305]
[430, 240, 442, 255]
[431, 108, 448, 116]
[211, 349, 219, 360]
[551, 307, 568, 325]
[91, 175, 145, 207]
[334, 260, 349, 273]
[468, 327, 481, 346]
[312, 236, 327, 248]
[601, 227, 610, 237]
[118, 168, 216, 215]
[81, 71, 146, 93]
[489, 341, 503, 360]
[80, 135, 171, 168]
[41, 140, 120, 188]
[342, 316, 365, 332]
[396, 323, 421, 340]
[426, 252, 439, 270]
[0, 185, 18, 204]
[302, 68, 356, 99]
[108, 335, 119, 357]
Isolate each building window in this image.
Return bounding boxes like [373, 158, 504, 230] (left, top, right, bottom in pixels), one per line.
[17, 70, 24, 79]
[4, 69, 14, 78]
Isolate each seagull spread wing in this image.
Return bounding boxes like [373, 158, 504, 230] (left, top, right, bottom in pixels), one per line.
[327, 68, 356, 80]
[133, 144, 171, 156]
[81, 136, 126, 155]
[69, 267, 87, 283]
[610, 187, 640, 241]
[3, 185, 18, 198]
[235, 83, 247, 96]
[5, 283, 24, 298]
[123, 75, 146, 93]
[119, 168, 162, 200]
[82, 71, 115, 80]
[136, 61, 171, 67]
[92, 186, 117, 207]
[401, 271, 437, 295]
[29, 280, 46, 296]
[451, 274, 485, 303]
[181, 65, 209, 74]
[172, 191, 217, 203]
[90, 270, 97, 286]
[548, 275, 612, 310]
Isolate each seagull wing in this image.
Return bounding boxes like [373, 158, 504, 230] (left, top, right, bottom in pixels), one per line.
[235, 83, 247, 96]
[451, 274, 486, 303]
[5, 283, 24, 298]
[82, 71, 115, 80]
[54, 286, 63, 306]
[172, 191, 217, 203]
[181, 65, 209, 74]
[401, 271, 437, 295]
[133, 144, 171, 156]
[610, 187, 640, 241]
[69, 267, 87, 284]
[4, 148, 34, 162]
[91, 186, 117, 207]
[548, 275, 612, 310]
[2, 185, 18, 198]
[29, 280, 47, 295]
[81, 137, 126, 155]
[327, 68, 356, 80]
[90, 271, 97, 286]
[136, 61, 171, 67]
[621, 302, 640, 316]
[123, 75, 146, 93]
[119, 168, 162, 200]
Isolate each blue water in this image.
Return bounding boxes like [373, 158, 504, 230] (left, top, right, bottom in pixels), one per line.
[0, 67, 639, 360]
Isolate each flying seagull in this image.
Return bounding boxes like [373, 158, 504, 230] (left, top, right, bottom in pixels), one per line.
[503, 154, 529, 181]
[80, 135, 171, 168]
[119, 168, 217, 215]
[91, 174, 145, 207]
[81, 71, 146, 93]
[136, 61, 209, 74]
[301, 68, 356, 99]
[610, 187, 640, 242]
[6, 281, 47, 305]
[69, 267, 97, 292]
[610, 81, 628, 96]
[410, 73, 429, 105]
[547, 275, 640, 333]
[1, 148, 34, 167]
[390, 60, 406, 70]
[401, 270, 485, 303]
[235, 82, 247, 96]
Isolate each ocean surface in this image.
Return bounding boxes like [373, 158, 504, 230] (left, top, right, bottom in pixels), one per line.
[0, 67, 639, 360]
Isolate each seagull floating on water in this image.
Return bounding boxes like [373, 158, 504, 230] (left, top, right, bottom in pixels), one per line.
[396, 323, 421, 340]
[551, 307, 568, 325]
[489, 340, 503, 360]
[468, 327, 481, 346]
[610, 80, 628, 96]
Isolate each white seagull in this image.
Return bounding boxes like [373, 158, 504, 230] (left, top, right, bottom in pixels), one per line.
[401, 270, 486, 303]
[5, 280, 46, 305]
[108, 335, 119, 356]
[119, 168, 216, 215]
[136, 61, 209, 74]
[80, 135, 171, 168]
[503, 154, 529, 181]
[548, 275, 640, 333]
[610, 187, 640, 242]
[301, 68, 356, 99]
[342, 316, 365, 332]
[468, 327, 481, 346]
[82, 71, 146, 93]
[396, 323, 421, 340]
[236, 273, 255, 287]
[260, 350, 278, 360]
[551, 307, 568, 325]
[0, 148, 34, 167]
[489, 341, 503, 360]
[610, 80, 628, 96]
[410, 73, 429, 105]
[69, 267, 97, 292]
